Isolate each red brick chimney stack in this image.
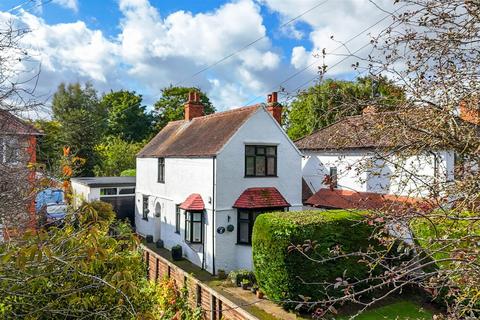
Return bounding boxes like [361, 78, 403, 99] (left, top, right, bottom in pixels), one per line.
[267, 92, 282, 125]
[185, 91, 205, 121]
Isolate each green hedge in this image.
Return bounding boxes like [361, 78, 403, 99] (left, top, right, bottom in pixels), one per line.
[252, 210, 379, 307]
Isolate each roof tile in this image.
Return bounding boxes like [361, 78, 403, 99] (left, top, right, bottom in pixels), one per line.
[180, 193, 205, 211]
[233, 187, 290, 209]
[138, 105, 261, 157]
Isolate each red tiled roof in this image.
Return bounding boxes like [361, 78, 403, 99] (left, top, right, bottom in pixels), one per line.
[233, 187, 290, 209]
[0, 110, 43, 136]
[180, 193, 205, 211]
[138, 105, 261, 158]
[305, 188, 425, 211]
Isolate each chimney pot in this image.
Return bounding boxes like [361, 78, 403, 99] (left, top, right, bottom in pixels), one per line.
[266, 91, 282, 125]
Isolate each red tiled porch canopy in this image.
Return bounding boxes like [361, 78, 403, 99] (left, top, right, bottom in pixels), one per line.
[233, 187, 290, 209]
[305, 188, 425, 211]
[180, 193, 205, 211]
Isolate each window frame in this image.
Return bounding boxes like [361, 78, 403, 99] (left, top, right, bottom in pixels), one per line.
[142, 195, 149, 220]
[185, 210, 203, 244]
[100, 187, 117, 196]
[244, 145, 277, 177]
[237, 207, 285, 245]
[158, 157, 165, 183]
[175, 204, 181, 234]
[329, 167, 338, 188]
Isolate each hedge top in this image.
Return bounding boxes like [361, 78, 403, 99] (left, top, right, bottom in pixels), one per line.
[257, 209, 367, 226]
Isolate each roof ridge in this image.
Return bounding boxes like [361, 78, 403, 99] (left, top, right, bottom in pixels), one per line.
[193, 104, 261, 121]
[294, 110, 406, 143]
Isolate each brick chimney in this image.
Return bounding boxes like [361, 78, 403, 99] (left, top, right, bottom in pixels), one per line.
[266, 92, 282, 125]
[185, 91, 205, 121]
[459, 99, 479, 125]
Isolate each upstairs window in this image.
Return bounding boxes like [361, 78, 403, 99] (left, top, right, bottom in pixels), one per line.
[329, 167, 338, 188]
[158, 158, 165, 183]
[185, 211, 202, 243]
[0, 137, 20, 164]
[245, 145, 277, 177]
[142, 195, 149, 220]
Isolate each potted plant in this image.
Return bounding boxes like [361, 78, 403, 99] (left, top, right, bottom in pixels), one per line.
[171, 245, 182, 261]
[217, 269, 227, 280]
[156, 239, 164, 248]
[256, 290, 264, 299]
[251, 284, 258, 294]
[241, 279, 250, 290]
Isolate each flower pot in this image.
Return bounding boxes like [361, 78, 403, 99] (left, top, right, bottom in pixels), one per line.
[256, 290, 264, 299]
[217, 269, 227, 280]
[251, 287, 258, 294]
[156, 239, 164, 248]
[241, 283, 249, 290]
[146, 235, 153, 243]
[171, 245, 182, 261]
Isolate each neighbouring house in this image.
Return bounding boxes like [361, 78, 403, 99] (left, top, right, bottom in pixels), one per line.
[135, 92, 302, 274]
[71, 176, 136, 225]
[0, 110, 43, 238]
[295, 107, 458, 209]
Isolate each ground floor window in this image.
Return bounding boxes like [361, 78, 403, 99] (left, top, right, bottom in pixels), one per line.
[185, 211, 203, 243]
[175, 204, 181, 234]
[142, 195, 149, 220]
[237, 207, 286, 245]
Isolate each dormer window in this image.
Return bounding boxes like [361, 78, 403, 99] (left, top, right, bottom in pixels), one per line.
[245, 145, 277, 177]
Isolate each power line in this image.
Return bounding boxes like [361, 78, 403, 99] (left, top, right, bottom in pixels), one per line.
[172, 0, 330, 87]
[238, 9, 399, 107]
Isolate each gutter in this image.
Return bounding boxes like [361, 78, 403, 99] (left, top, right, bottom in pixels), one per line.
[211, 156, 216, 275]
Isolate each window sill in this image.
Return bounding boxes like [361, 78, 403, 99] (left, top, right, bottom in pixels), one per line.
[174, 231, 180, 235]
[244, 175, 278, 178]
[142, 217, 148, 221]
[236, 242, 252, 246]
[157, 181, 165, 184]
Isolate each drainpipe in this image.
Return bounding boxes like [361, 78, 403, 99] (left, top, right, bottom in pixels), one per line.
[212, 156, 216, 275]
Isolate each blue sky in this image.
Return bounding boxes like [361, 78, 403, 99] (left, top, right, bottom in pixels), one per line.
[0, 0, 394, 114]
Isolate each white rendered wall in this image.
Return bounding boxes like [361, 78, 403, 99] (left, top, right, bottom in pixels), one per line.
[302, 149, 455, 198]
[214, 108, 303, 272]
[135, 157, 215, 273]
[71, 182, 91, 208]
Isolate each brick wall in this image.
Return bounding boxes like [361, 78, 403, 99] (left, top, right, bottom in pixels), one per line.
[142, 245, 258, 320]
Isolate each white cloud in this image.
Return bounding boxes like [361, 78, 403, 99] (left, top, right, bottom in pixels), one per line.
[52, 0, 79, 12]
[261, 0, 396, 76]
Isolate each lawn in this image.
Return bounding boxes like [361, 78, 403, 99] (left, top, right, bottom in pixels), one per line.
[336, 300, 433, 320]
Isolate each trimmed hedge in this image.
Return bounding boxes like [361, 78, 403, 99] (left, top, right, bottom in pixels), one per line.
[252, 210, 379, 307]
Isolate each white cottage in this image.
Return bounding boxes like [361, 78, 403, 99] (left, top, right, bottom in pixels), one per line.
[135, 92, 302, 274]
[295, 108, 456, 209]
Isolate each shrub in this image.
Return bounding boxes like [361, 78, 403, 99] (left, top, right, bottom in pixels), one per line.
[252, 210, 380, 308]
[227, 269, 255, 287]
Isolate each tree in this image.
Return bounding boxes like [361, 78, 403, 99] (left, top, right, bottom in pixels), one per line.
[290, 1, 480, 318]
[93, 136, 142, 177]
[34, 120, 65, 173]
[0, 19, 42, 234]
[286, 77, 405, 140]
[0, 200, 202, 319]
[52, 82, 107, 177]
[153, 86, 215, 130]
[101, 90, 153, 142]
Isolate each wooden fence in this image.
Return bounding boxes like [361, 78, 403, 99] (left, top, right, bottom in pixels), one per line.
[142, 245, 259, 320]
